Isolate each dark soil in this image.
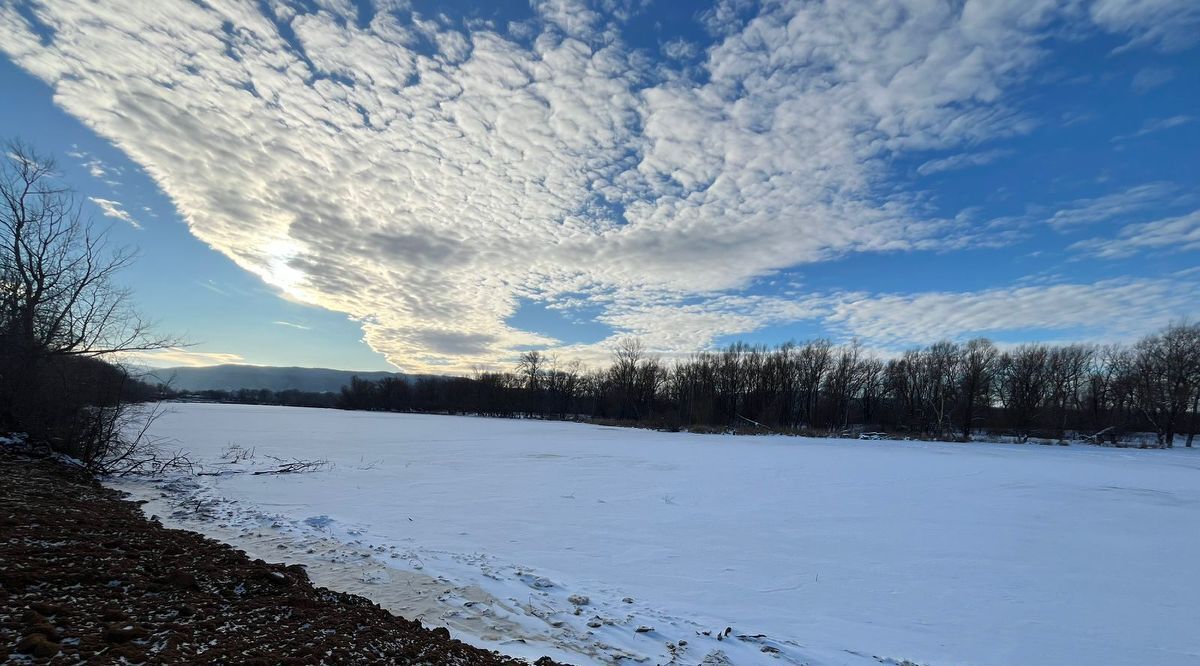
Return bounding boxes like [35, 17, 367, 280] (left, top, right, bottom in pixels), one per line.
[0, 453, 567, 665]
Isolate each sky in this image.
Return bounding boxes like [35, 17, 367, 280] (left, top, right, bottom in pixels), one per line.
[1, 0, 1197, 375]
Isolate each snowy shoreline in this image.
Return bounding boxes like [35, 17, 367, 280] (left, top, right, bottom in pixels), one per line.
[112, 474, 808, 665]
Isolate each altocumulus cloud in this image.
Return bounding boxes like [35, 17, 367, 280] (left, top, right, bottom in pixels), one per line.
[1, 0, 1196, 372]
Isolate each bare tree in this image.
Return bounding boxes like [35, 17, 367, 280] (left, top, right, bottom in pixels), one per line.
[958, 338, 998, 441]
[921, 341, 961, 437]
[824, 341, 865, 431]
[1045, 344, 1095, 440]
[1130, 322, 1200, 447]
[795, 339, 832, 428]
[997, 345, 1049, 442]
[1, 142, 170, 360]
[1, 140, 177, 471]
[858, 357, 885, 426]
[516, 350, 545, 416]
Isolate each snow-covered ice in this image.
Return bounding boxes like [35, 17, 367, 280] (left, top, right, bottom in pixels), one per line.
[111, 403, 1200, 665]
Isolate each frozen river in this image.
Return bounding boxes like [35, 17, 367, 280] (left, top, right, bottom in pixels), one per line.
[112, 403, 1200, 665]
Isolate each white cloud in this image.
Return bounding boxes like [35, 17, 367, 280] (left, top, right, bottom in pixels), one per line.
[1112, 115, 1196, 142]
[1090, 0, 1200, 52]
[1130, 66, 1176, 93]
[916, 148, 1012, 176]
[556, 274, 1200, 363]
[87, 196, 141, 229]
[1071, 209, 1200, 258]
[273, 320, 312, 330]
[660, 38, 697, 60]
[821, 277, 1197, 347]
[123, 347, 245, 368]
[1, 1, 1194, 373]
[1045, 183, 1175, 228]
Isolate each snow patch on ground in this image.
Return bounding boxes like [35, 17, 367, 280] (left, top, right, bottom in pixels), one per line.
[111, 404, 1200, 666]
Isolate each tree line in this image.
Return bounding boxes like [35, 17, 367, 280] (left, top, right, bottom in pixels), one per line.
[175, 388, 340, 408]
[339, 328, 1200, 447]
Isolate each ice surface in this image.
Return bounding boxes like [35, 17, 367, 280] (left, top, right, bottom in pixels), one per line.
[111, 403, 1200, 665]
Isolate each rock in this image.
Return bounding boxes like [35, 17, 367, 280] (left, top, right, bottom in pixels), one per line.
[107, 643, 147, 662]
[101, 607, 127, 621]
[28, 602, 61, 616]
[700, 650, 733, 665]
[26, 622, 60, 640]
[16, 633, 59, 658]
[622, 597, 634, 603]
[430, 627, 451, 640]
[635, 625, 653, 633]
[166, 569, 199, 590]
[761, 645, 781, 653]
[586, 619, 602, 628]
[567, 594, 589, 606]
[103, 625, 149, 644]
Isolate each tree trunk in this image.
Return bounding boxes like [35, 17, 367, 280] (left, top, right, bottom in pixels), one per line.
[962, 394, 974, 441]
[1187, 394, 1198, 447]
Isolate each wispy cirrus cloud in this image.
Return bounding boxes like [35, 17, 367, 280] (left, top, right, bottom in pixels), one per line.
[916, 149, 1013, 177]
[124, 347, 245, 368]
[67, 147, 121, 184]
[1089, 0, 1200, 52]
[1130, 66, 1176, 93]
[1112, 115, 1196, 142]
[1045, 183, 1177, 228]
[1071, 209, 1200, 258]
[87, 196, 141, 229]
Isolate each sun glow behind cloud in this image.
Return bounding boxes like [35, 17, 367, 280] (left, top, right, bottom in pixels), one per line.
[1, 0, 1197, 373]
[261, 238, 307, 297]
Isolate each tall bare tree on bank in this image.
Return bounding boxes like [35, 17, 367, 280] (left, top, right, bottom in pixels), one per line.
[1131, 322, 1200, 447]
[516, 350, 544, 416]
[958, 338, 998, 441]
[1, 140, 176, 472]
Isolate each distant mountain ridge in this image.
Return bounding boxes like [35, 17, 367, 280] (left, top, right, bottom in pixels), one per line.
[144, 364, 407, 393]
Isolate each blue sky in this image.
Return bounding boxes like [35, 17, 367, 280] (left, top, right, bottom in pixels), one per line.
[1, 0, 1197, 373]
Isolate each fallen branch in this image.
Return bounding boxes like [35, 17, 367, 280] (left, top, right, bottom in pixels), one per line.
[251, 459, 331, 475]
[197, 457, 331, 477]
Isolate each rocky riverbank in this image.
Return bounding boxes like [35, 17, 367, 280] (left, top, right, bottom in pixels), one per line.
[0, 452, 565, 665]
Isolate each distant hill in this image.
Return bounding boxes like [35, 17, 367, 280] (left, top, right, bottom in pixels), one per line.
[144, 364, 407, 393]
